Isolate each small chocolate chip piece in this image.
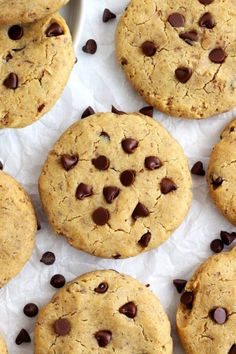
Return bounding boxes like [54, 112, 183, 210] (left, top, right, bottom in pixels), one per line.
[92, 155, 110, 170]
[100, 131, 110, 140]
[50, 274, 66, 288]
[139, 106, 153, 117]
[76, 183, 93, 200]
[113, 254, 121, 259]
[3, 72, 18, 89]
[92, 207, 110, 226]
[82, 39, 97, 54]
[209, 48, 226, 63]
[173, 279, 187, 294]
[191, 161, 205, 176]
[121, 57, 128, 65]
[138, 232, 151, 248]
[8, 25, 23, 40]
[111, 105, 126, 115]
[132, 202, 150, 220]
[95, 330, 112, 347]
[23, 303, 39, 318]
[40, 251, 55, 265]
[160, 178, 177, 194]
[120, 170, 136, 187]
[81, 106, 95, 118]
[94, 282, 108, 294]
[199, 12, 215, 29]
[103, 8, 116, 22]
[210, 239, 224, 253]
[210, 307, 227, 324]
[103, 186, 120, 204]
[229, 345, 236, 354]
[175, 67, 192, 83]
[199, 0, 214, 4]
[119, 302, 137, 318]
[15, 329, 31, 345]
[53, 318, 71, 336]
[180, 291, 194, 307]
[179, 30, 198, 45]
[38, 103, 45, 113]
[0, 161, 3, 170]
[122, 138, 139, 154]
[141, 41, 157, 57]
[5, 53, 13, 62]
[61, 154, 78, 171]
[168, 13, 185, 27]
[145, 156, 162, 170]
[220, 231, 236, 246]
[46, 22, 64, 37]
[211, 176, 223, 189]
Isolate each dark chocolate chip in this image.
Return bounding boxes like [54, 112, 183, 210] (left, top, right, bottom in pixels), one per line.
[229, 345, 236, 354]
[95, 330, 112, 347]
[5, 53, 13, 62]
[38, 103, 45, 113]
[50, 274, 66, 288]
[103, 9, 116, 22]
[199, 0, 214, 4]
[53, 318, 71, 336]
[120, 170, 136, 186]
[46, 22, 64, 37]
[111, 105, 126, 115]
[175, 67, 192, 83]
[209, 48, 226, 63]
[103, 186, 120, 204]
[112, 253, 121, 259]
[210, 239, 224, 253]
[94, 282, 108, 294]
[61, 154, 78, 171]
[210, 307, 227, 324]
[180, 291, 194, 307]
[76, 183, 93, 200]
[23, 303, 39, 318]
[132, 202, 150, 220]
[81, 106, 95, 118]
[191, 161, 205, 176]
[119, 302, 137, 318]
[37, 219, 41, 231]
[3, 72, 18, 89]
[199, 12, 215, 29]
[145, 156, 162, 170]
[160, 178, 177, 194]
[220, 231, 236, 246]
[100, 131, 110, 140]
[8, 25, 23, 40]
[40, 251, 55, 265]
[211, 176, 223, 189]
[82, 39, 97, 54]
[139, 106, 153, 117]
[15, 329, 31, 345]
[0, 161, 3, 170]
[92, 155, 110, 170]
[92, 207, 110, 226]
[179, 30, 198, 45]
[173, 279, 187, 294]
[121, 138, 138, 154]
[141, 41, 157, 57]
[138, 232, 151, 248]
[121, 58, 128, 65]
[168, 13, 185, 27]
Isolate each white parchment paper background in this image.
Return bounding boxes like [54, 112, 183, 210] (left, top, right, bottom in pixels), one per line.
[0, 1, 236, 353]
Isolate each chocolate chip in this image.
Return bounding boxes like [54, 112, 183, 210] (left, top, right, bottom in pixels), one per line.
[175, 67, 192, 83]
[3, 72, 18, 89]
[61, 154, 78, 171]
[160, 178, 177, 194]
[139, 106, 153, 117]
[119, 302, 137, 318]
[211, 176, 223, 189]
[120, 170, 136, 186]
[180, 291, 194, 307]
[82, 39, 97, 54]
[111, 105, 126, 115]
[179, 30, 198, 45]
[121, 138, 138, 154]
[191, 161, 205, 176]
[210, 307, 227, 324]
[92, 207, 110, 226]
[229, 345, 236, 354]
[103, 186, 120, 204]
[145, 156, 162, 170]
[76, 183, 93, 200]
[103, 9, 116, 22]
[53, 318, 71, 336]
[40, 251, 55, 265]
[132, 202, 150, 220]
[199, 0, 214, 4]
[121, 58, 128, 65]
[46, 22, 64, 37]
[209, 48, 226, 63]
[37, 219, 41, 231]
[112, 253, 121, 259]
[92, 155, 110, 170]
[210, 239, 224, 253]
[100, 131, 110, 141]
[15, 329, 31, 345]
[38, 103, 45, 113]
[141, 41, 157, 57]
[95, 330, 112, 347]
[173, 279, 187, 294]
[8, 25, 23, 40]
[199, 12, 215, 29]
[138, 232, 151, 248]
[23, 303, 39, 317]
[81, 106, 95, 119]
[168, 13, 185, 27]
[94, 282, 108, 293]
[50, 274, 66, 288]
[220, 231, 236, 246]
[0, 161, 3, 170]
[5, 53, 13, 62]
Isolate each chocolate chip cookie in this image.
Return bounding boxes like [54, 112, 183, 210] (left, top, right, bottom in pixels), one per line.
[0, 171, 36, 288]
[0, 13, 75, 128]
[0, 335, 7, 354]
[176, 247, 236, 354]
[116, 0, 236, 119]
[0, 0, 69, 25]
[207, 118, 236, 225]
[35, 270, 173, 354]
[39, 112, 192, 258]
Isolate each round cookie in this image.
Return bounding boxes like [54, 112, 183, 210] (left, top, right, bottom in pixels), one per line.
[207, 118, 236, 225]
[176, 247, 236, 354]
[0, 13, 75, 128]
[0, 335, 7, 354]
[116, 0, 236, 119]
[39, 112, 192, 258]
[0, 0, 69, 25]
[35, 270, 173, 354]
[0, 171, 36, 287]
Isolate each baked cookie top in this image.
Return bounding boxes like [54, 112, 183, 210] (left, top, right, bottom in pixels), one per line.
[0, 13, 75, 128]
[116, 0, 236, 119]
[39, 112, 192, 258]
[0, 0, 69, 25]
[176, 247, 236, 354]
[0, 335, 7, 354]
[0, 171, 36, 288]
[207, 118, 236, 225]
[35, 270, 173, 354]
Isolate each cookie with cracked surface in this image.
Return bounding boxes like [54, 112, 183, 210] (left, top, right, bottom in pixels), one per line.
[0, 0, 69, 25]
[39, 112, 192, 258]
[0, 171, 36, 287]
[116, 0, 236, 119]
[0, 335, 7, 354]
[176, 247, 236, 354]
[0, 13, 75, 128]
[35, 270, 173, 354]
[207, 118, 236, 225]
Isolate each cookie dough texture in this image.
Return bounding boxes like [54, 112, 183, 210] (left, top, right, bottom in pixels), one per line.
[0, 171, 36, 287]
[0, 335, 7, 354]
[0, 13, 75, 128]
[35, 270, 173, 354]
[177, 247, 236, 354]
[0, 0, 69, 25]
[39, 112, 192, 258]
[116, 0, 236, 119]
[207, 118, 236, 225]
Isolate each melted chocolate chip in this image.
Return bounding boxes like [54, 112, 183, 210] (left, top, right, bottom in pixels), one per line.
[229, 345, 236, 354]
[8, 25, 23, 40]
[50, 274, 66, 288]
[120, 170, 136, 186]
[180, 291, 194, 307]
[15, 329, 31, 345]
[46, 22, 64, 37]
[92, 207, 110, 225]
[23, 303, 39, 317]
[103, 186, 120, 203]
[111, 105, 126, 115]
[95, 330, 112, 347]
[92, 155, 110, 170]
[179, 30, 198, 45]
[145, 156, 162, 170]
[175, 67, 192, 83]
[82, 39, 97, 54]
[121, 138, 138, 154]
[191, 161, 205, 176]
[160, 178, 177, 194]
[119, 302, 137, 318]
[173, 279, 187, 294]
[220, 231, 236, 246]
[139, 106, 153, 117]
[81, 106, 95, 118]
[209, 48, 226, 63]
[199, 12, 215, 29]
[76, 183, 93, 200]
[168, 13, 185, 27]
[138, 232, 151, 248]
[141, 41, 157, 57]
[53, 318, 71, 336]
[211, 176, 223, 189]
[210, 239, 224, 253]
[210, 307, 227, 324]
[199, 0, 214, 4]
[132, 202, 150, 220]
[94, 282, 109, 293]
[3, 72, 18, 89]
[40, 251, 55, 265]
[103, 9, 116, 22]
[61, 154, 78, 171]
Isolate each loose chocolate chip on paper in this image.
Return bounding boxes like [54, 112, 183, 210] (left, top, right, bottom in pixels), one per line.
[168, 13, 185, 27]
[220, 231, 236, 246]
[50, 274, 66, 288]
[210, 239, 224, 253]
[132, 202, 150, 220]
[180, 291, 194, 307]
[191, 161, 205, 176]
[15, 329, 31, 345]
[175, 67, 192, 83]
[173, 279, 187, 294]
[199, 0, 214, 4]
[210, 307, 227, 324]
[199, 12, 215, 29]
[95, 330, 112, 347]
[53, 318, 71, 336]
[145, 156, 162, 170]
[119, 302, 137, 318]
[82, 39, 97, 54]
[229, 345, 236, 354]
[40, 251, 55, 265]
[46, 22, 64, 37]
[92, 207, 110, 226]
[103, 186, 120, 204]
[81, 106, 95, 118]
[76, 183, 93, 200]
[3, 72, 18, 89]
[139, 106, 153, 117]
[209, 48, 226, 63]
[160, 178, 177, 194]
[141, 41, 157, 57]
[103, 8, 116, 23]
[111, 105, 126, 115]
[120, 170, 136, 186]
[92, 155, 110, 170]
[61, 154, 78, 171]
[121, 138, 138, 154]
[94, 282, 109, 294]
[138, 232, 151, 248]
[8, 25, 23, 40]
[179, 31, 198, 45]
[211, 176, 223, 189]
[23, 303, 39, 318]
